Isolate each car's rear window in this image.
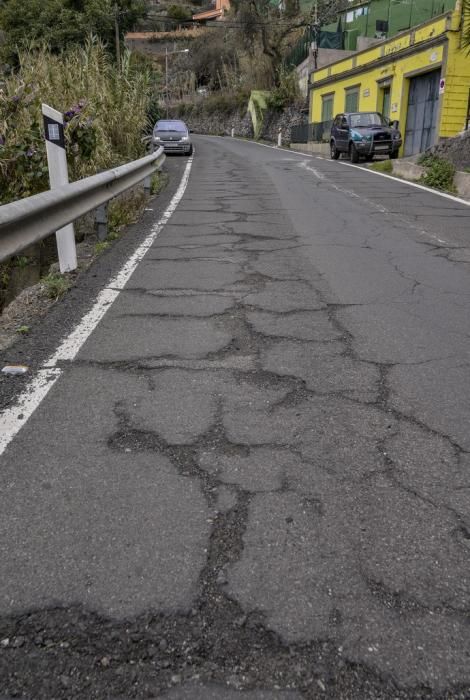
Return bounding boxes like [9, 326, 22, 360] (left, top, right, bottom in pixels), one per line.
[155, 120, 187, 132]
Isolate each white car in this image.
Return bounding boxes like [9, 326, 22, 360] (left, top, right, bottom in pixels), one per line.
[152, 119, 193, 156]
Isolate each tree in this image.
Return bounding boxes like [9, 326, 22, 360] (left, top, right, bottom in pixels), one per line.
[0, 0, 147, 63]
[167, 4, 192, 23]
[190, 31, 239, 90]
[230, 0, 347, 84]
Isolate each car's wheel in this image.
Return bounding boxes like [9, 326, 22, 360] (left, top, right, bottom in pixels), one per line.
[350, 143, 360, 163]
[365, 155, 374, 162]
[187, 145, 193, 156]
[390, 150, 398, 159]
[330, 141, 340, 160]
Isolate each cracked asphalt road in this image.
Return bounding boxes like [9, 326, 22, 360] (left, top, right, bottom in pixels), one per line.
[0, 135, 469, 699]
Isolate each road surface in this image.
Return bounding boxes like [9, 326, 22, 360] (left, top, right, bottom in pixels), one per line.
[0, 136, 469, 699]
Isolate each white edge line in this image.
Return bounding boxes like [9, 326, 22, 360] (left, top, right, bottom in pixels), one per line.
[0, 155, 194, 457]
[209, 135, 470, 208]
[335, 158, 470, 207]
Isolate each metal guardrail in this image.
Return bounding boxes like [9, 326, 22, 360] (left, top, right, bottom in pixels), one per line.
[0, 147, 165, 264]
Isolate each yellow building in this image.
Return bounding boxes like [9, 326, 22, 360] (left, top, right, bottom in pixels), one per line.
[309, 1, 470, 156]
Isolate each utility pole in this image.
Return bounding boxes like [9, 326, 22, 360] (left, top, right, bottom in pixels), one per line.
[311, 0, 319, 71]
[114, 3, 121, 73]
[165, 46, 169, 118]
[164, 48, 189, 119]
[409, 0, 414, 29]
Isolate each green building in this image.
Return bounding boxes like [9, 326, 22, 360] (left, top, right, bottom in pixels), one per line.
[323, 0, 457, 51]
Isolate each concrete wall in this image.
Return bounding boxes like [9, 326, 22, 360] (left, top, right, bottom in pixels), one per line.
[289, 142, 330, 155]
[389, 156, 470, 199]
[183, 104, 306, 144]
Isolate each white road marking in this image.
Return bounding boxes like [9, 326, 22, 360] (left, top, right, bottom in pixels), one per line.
[0, 156, 194, 457]
[298, 161, 326, 180]
[299, 160, 389, 211]
[336, 159, 470, 207]
[216, 136, 470, 207]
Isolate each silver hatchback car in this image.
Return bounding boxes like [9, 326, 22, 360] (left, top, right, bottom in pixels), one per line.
[152, 119, 193, 155]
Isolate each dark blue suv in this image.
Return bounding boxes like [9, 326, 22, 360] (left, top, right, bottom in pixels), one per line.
[330, 112, 402, 163]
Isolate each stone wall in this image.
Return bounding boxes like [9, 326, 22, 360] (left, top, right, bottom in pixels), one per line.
[184, 104, 307, 145]
[431, 130, 470, 170]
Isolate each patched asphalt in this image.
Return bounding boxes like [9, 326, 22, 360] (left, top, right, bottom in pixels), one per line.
[0, 137, 469, 699]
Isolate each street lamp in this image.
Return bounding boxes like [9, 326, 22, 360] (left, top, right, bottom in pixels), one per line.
[165, 48, 189, 118]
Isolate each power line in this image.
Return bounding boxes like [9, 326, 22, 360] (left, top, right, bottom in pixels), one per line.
[144, 15, 310, 28]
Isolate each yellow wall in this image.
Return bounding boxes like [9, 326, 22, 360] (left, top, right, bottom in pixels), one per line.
[311, 45, 444, 126]
[309, 8, 470, 149]
[439, 30, 470, 137]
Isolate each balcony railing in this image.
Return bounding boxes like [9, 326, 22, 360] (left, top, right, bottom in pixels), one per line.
[291, 120, 333, 144]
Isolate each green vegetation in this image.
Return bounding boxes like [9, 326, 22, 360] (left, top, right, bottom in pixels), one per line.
[108, 190, 147, 235]
[176, 89, 251, 119]
[0, 41, 156, 205]
[266, 67, 301, 110]
[94, 241, 111, 256]
[166, 4, 192, 22]
[418, 153, 456, 193]
[463, 0, 470, 53]
[16, 325, 30, 334]
[14, 256, 32, 269]
[42, 273, 71, 299]
[151, 172, 169, 196]
[370, 160, 393, 173]
[0, 0, 147, 64]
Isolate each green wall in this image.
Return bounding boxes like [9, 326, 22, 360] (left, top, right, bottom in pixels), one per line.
[323, 0, 456, 50]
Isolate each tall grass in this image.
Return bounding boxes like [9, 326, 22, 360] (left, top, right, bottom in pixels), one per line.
[0, 39, 154, 204]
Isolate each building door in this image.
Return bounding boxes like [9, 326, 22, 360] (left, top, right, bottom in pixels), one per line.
[382, 87, 391, 120]
[404, 70, 440, 156]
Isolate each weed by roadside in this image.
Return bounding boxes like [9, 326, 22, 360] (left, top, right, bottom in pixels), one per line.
[108, 190, 147, 237]
[417, 153, 456, 193]
[94, 241, 110, 256]
[41, 273, 71, 300]
[369, 160, 393, 173]
[151, 172, 169, 196]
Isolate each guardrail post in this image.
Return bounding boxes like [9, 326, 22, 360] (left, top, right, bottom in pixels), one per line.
[95, 203, 108, 241]
[143, 175, 152, 195]
[231, 127, 235, 138]
[42, 104, 77, 273]
[277, 129, 282, 148]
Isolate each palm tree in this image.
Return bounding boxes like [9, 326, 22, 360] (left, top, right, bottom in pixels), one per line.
[463, 0, 470, 52]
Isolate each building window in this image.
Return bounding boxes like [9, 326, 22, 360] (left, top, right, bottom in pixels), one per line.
[355, 6, 369, 17]
[321, 95, 334, 122]
[345, 88, 359, 113]
[346, 5, 369, 21]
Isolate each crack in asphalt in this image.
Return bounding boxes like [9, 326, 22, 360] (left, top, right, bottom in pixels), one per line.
[1, 142, 470, 699]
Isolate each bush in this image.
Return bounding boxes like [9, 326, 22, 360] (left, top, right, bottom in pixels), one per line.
[418, 153, 456, 193]
[167, 4, 192, 22]
[0, 40, 154, 205]
[267, 67, 300, 111]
